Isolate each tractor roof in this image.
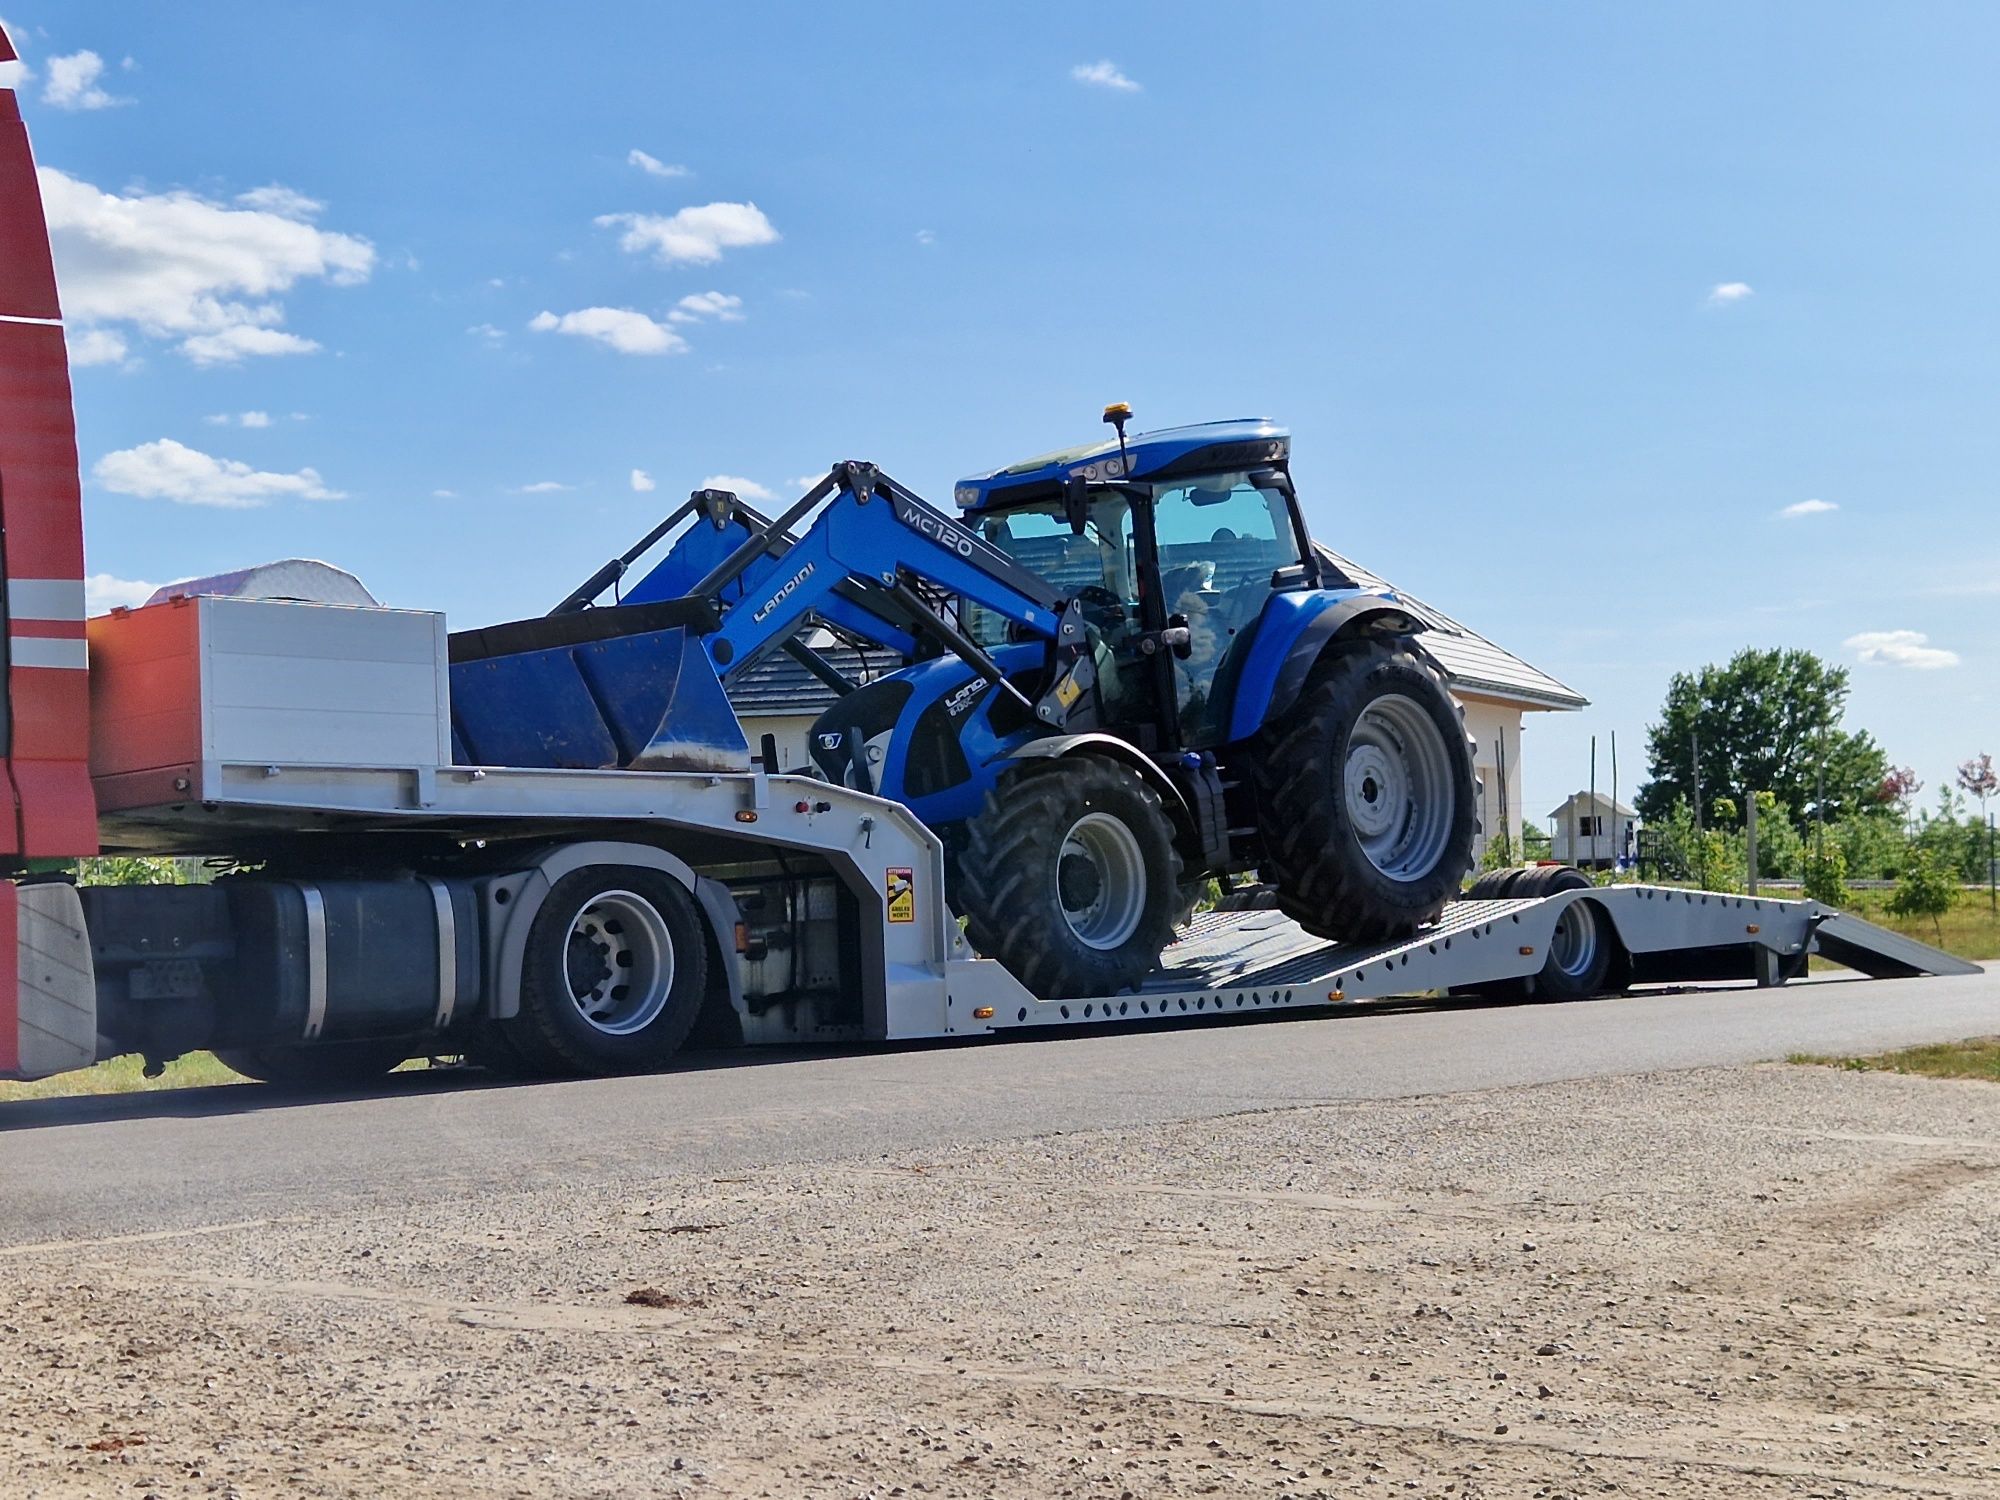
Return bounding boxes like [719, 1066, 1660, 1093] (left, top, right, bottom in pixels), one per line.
[954, 419, 1290, 510]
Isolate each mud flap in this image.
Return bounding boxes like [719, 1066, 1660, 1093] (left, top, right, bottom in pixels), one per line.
[0, 880, 96, 1081]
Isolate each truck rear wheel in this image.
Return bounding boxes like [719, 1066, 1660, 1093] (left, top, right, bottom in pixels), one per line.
[505, 867, 709, 1075]
[1258, 641, 1476, 944]
[957, 756, 1183, 998]
[215, 1039, 411, 1089]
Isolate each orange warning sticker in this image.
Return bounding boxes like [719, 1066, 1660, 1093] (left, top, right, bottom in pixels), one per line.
[886, 867, 915, 923]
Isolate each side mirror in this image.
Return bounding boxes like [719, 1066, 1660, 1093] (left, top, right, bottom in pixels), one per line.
[1062, 474, 1090, 536]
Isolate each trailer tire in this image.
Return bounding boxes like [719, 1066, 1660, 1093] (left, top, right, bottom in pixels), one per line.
[1465, 867, 1528, 900]
[957, 756, 1182, 998]
[1258, 641, 1477, 944]
[215, 1040, 411, 1089]
[1511, 866, 1621, 1000]
[505, 867, 709, 1075]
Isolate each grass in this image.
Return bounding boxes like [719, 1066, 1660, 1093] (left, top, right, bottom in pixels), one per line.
[1789, 1036, 2000, 1082]
[0, 1050, 247, 1101]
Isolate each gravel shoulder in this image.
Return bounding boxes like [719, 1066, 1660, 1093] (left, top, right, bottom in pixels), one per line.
[5, 1062, 1998, 1499]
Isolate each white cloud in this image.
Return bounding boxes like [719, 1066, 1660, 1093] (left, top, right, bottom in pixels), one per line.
[915, 228, 936, 246]
[84, 573, 163, 614]
[432, 488, 458, 499]
[630, 468, 656, 493]
[67, 327, 129, 367]
[666, 290, 744, 324]
[514, 480, 572, 494]
[203, 410, 271, 427]
[1779, 498, 1837, 519]
[238, 410, 272, 428]
[39, 167, 373, 364]
[1708, 281, 1754, 305]
[180, 325, 320, 364]
[467, 322, 505, 345]
[627, 148, 689, 180]
[93, 438, 342, 508]
[786, 474, 826, 493]
[1845, 629, 1960, 671]
[700, 474, 775, 501]
[528, 306, 686, 355]
[595, 202, 779, 266]
[43, 50, 124, 110]
[234, 184, 323, 219]
[1072, 60, 1140, 92]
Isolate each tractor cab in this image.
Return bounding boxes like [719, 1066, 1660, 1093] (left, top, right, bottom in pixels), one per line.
[953, 417, 1340, 749]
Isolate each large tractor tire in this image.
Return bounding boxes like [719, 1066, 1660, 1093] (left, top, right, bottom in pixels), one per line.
[502, 866, 710, 1075]
[957, 756, 1183, 998]
[216, 1039, 412, 1089]
[1257, 640, 1477, 944]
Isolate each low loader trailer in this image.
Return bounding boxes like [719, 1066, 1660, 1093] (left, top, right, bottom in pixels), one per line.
[0, 588, 1978, 1086]
[0, 33, 1978, 1087]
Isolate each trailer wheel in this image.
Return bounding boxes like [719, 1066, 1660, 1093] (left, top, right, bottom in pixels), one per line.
[1465, 867, 1528, 901]
[1534, 895, 1614, 999]
[215, 1040, 411, 1089]
[1258, 641, 1476, 944]
[957, 756, 1182, 998]
[506, 867, 709, 1075]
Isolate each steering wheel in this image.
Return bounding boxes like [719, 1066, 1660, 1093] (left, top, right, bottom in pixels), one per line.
[1071, 584, 1127, 631]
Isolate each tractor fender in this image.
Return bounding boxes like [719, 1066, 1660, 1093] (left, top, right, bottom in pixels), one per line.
[1000, 734, 1195, 834]
[1230, 593, 1428, 740]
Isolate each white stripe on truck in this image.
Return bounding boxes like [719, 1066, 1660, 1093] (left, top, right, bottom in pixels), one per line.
[7, 578, 87, 621]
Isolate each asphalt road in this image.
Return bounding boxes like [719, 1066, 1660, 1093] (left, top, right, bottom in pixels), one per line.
[3, 968, 1994, 1248]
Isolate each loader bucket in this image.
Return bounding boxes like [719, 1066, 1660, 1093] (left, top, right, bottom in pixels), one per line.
[448, 602, 751, 774]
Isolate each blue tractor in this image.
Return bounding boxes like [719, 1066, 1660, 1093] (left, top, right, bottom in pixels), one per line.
[451, 409, 1477, 999]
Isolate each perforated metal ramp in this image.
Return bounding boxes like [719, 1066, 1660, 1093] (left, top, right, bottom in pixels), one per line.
[985, 887, 1979, 1034]
[1812, 911, 1985, 979]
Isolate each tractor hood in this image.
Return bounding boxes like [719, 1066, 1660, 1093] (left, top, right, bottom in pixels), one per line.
[954, 419, 1290, 511]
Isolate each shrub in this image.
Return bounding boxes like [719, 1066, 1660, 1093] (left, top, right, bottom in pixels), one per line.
[1800, 841, 1849, 906]
[1886, 847, 1959, 939]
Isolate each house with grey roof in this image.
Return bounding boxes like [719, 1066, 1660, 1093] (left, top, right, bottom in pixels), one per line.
[729, 549, 1585, 862]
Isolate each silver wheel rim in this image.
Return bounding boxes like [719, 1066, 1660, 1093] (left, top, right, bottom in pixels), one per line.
[564, 889, 676, 1035]
[1344, 693, 1456, 882]
[1058, 811, 1148, 950]
[1548, 899, 1600, 979]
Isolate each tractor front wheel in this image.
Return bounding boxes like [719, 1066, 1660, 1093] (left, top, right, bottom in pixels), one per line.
[1258, 641, 1477, 943]
[956, 756, 1183, 998]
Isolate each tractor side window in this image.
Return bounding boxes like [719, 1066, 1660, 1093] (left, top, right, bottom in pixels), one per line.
[1148, 474, 1302, 743]
[963, 497, 1137, 648]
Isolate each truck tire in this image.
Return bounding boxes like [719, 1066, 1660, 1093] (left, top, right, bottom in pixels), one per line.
[215, 1039, 411, 1089]
[1465, 867, 1527, 900]
[1258, 641, 1476, 944]
[957, 756, 1183, 998]
[504, 867, 710, 1075]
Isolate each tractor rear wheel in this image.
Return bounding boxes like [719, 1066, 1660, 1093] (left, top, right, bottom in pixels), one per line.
[1258, 641, 1476, 943]
[957, 756, 1183, 998]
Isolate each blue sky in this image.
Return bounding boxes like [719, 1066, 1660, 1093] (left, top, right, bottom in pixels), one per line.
[6, 3, 1996, 823]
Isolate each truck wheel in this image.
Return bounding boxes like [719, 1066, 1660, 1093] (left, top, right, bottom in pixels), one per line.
[957, 756, 1183, 998]
[215, 1040, 411, 1089]
[506, 867, 709, 1075]
[1465, 867, 1527, 900]
[1258, 641, 1476, 944]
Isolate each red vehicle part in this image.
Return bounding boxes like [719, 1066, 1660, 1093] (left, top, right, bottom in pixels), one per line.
[0, 23, 98, 860]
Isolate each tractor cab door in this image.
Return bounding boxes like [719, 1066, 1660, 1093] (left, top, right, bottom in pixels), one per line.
[1144, 472, 1305, 748]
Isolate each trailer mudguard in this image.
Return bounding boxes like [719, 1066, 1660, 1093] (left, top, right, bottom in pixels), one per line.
[482, 841, 743, 1028]
[1224, 589, 1425, 743]
[0, 879, 95, 1080]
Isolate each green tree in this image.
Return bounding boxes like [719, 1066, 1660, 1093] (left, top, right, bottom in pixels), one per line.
[1636, 648, 1890, 830]
[1800, 840, 1849, 906]
[1886, 846, 1959, 940]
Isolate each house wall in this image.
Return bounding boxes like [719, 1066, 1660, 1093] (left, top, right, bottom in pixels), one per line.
[736, 711, 821, 773]
[1458, 694, 1525, 866]
[1550, 796, 1637, 866]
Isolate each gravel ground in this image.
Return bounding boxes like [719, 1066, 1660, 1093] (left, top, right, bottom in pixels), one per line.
[4, 1063, 1997, 1499]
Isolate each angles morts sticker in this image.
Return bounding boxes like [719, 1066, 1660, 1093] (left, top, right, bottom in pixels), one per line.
[885, 867, 915, 923]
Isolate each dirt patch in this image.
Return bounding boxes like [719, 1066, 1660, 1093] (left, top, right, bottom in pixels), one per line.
[3, 1063, 1998, 1497]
